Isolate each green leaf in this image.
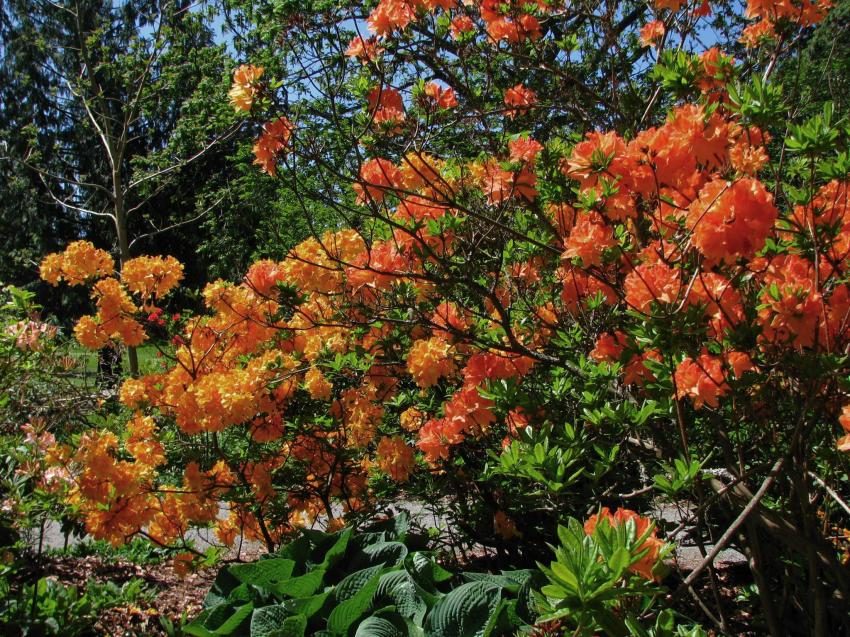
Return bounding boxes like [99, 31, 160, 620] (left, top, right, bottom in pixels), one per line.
[335, 565, 385, 602]
[271, 569, 326, 598]
[280, 591, 332, 619]
[376, 570, 427, 623]
[250, 606, 307, 637]
[229, 559, 296, 587]
[327, 567, 387, 634]
[354, 616, 407, 637]
[349, 541, 409, 571]
[319, 527, 353, 569]
[608, 547, 631, 578]
[186, 602, 254, 636]
[424, 581, 502, 637]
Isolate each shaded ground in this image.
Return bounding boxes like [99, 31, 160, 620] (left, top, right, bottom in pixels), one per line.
[18, 553, 224, 636]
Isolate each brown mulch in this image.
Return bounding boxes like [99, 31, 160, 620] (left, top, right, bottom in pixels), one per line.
[23, 549, 263, 637]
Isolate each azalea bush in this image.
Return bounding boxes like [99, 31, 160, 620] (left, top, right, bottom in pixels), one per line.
[33, 0, 850, 633]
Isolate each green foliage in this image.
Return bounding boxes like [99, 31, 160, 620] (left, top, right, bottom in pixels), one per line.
[0, 566, 152, 637]
[535, 517, 688, 637]
[186, 514, 540, 637]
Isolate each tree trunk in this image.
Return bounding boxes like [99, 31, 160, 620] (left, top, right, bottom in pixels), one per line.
[113, 163, 139, 377]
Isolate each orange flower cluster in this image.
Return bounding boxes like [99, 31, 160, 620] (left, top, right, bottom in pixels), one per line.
[742, 0, 832, 47]
[407, 337, 457, 387]
[674, 352, 730, 409]
[423, 82, 458, 109]
[121, 255, 184, 303]
[228, 64, 264, 111]
[368, 85, 406, 131]
[640, 20, 665, 47]
[503, 84, 537, 118]
[686, 178, 777, 265]
[39, 241, 114, 286]
[39, 0, 850, 555]
[253, 117, 293, 176]
[376, 435, 416, 482]
[345, 36, 383, 62]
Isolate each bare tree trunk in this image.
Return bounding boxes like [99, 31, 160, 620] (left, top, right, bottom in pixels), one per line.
[113, 162, 139, 377]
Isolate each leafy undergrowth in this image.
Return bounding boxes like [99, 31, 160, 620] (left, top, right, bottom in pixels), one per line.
[186, 513, 540, 637]
[1, 550, 224, 636]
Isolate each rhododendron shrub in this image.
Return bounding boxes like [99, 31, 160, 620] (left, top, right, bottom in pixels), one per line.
[37, 0, 850, 631]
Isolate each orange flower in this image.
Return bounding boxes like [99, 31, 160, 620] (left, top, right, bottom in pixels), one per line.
[623, 350, 662, 387]
[228, 64, 264, 112]
[400, 407, 426, 432]
[417, 417, 464, 463]
[121, 255, 184, 301]
[345, 35, 383, 62]
[354, 158, 403, 205]
[450, 15, 474, 39]
[687, 178, 777, 265]
[376, 435, 416, 482]
[253, 117, 293, 176]
[368, 85, 406, 130]
[503, 84, 537, 118]
[367, 0, 417, 36]
[39, 241, 114, 286]
[424, 82, 458, 109]
[674, 352, 729, 408]
[562, 212, 616, 267]
[73, 315, 110, 350]
[740, 19, 775, 47]
[590, 331, 625, 363]
[508, 137, 543, 165]
[245, 260, 286, 297]
[305, 367, 333, 400]
[407, 337, 456, 387]
[624, 262, 682, 314]
[640, 20, 665, 47]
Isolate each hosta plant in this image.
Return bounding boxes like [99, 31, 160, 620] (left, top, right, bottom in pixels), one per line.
[186, 513, 541, 637]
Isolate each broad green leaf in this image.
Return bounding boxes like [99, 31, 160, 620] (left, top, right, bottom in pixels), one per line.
[335, 565, 385, 602]
[229, 559, 296, 587]
[424, 581, 502, 637]
[354, 616, 407, 637]
[250, 606, 307, 637]
[327, 567, 386, 634]
[271, 569, 326, 598]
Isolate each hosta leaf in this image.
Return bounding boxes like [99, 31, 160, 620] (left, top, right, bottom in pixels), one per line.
[349, 541, 408, 571]
[250, 606, 307, 637]
[271, 569, 326, 598]
[280, 590, 332, 619]
[319, 527, 353, 569]
[276, 536, 312, 567]
[406, 553, 452, 589]
[335, 565, 385, 602]
[204, 568, 242, 608]
[376, 570, 427, 623]
[327, 567, 386, 635]
[424, 581, 502, 637]
[354, 616, 407, 637]
[460, 573, 520, 593]
[186, 602, 254, 636]
[229, 559, 296, 587]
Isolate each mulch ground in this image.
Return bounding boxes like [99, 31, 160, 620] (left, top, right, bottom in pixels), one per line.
[22, 549, 261, 636]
